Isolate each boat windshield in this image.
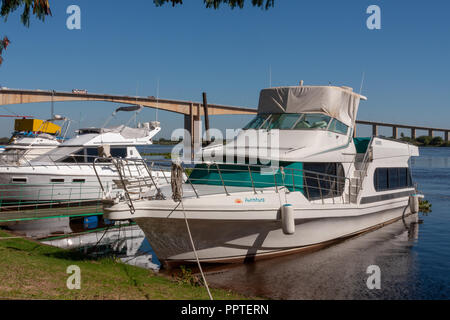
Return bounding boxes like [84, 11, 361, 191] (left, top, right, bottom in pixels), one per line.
[242, 114, 270, 130]
[242, 113, 348, 134]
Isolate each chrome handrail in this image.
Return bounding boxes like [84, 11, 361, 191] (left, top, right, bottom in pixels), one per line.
[356, 136, 375, 196]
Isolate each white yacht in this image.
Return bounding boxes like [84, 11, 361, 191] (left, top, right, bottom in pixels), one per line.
[102, 84, 422, 266]
[0, 116, 70, 165]
[0, 121, 167, 203]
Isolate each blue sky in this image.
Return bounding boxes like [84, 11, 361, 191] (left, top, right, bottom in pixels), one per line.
[0, 0, 449, 139]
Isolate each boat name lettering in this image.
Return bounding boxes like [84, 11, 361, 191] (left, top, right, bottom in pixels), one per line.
[245, 197, 265, 203]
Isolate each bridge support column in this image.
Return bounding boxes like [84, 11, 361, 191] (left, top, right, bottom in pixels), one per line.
[428, 129, 434, 137]
[392, 126, 398, 139]
[411, 128, 416, 139]
[445, 131, 449, 142]
[184, 103, 202, 161]
[372, 124, 378, 137]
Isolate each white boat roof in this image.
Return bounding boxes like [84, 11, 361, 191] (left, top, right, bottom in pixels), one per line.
[62, 123, 161, 147]
[257, 85, 367, 127]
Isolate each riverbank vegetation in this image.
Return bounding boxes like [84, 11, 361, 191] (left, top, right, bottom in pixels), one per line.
[0, 230, 249, 300]
[399, 135, 450, 147]
[141, 152, 172, 159]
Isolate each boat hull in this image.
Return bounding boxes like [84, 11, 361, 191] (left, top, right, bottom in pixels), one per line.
[114, 199, 414, 266]
[0, 167, 167, 202]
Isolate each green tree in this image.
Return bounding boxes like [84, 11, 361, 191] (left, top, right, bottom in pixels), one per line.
[430, 136, 444, 146]
[417, 135, 433, 145]
[0, 0, 52, 65]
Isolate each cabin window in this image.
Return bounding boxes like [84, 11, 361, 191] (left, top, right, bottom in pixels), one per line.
[374, 167, 413, 191]
[243, 113, 344, 133]
[86, 148, 98, 163]
[260, 114, 280, 129]
[268, 114, 301, 130]
[11, 177, 27, 183]
[51, 178, 64, 183]
[188, 160, 304, 191]
[303, 163, 345, 200]
[187, 161, 345, 201]
[328, 119, 349, 135]
[243, 114, 270, 130]
[72, 179, 85, 183]
[388, 168, 399, 189]
[61, 149, 85, 163]
[111, 148, 127, 158]
[293, 114, 331, 130]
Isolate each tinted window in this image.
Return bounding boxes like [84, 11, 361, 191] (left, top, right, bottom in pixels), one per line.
[61, 149, 85, 163]
[243, 115, 270, 130]
[328, 119, 349, 135]
[86, 148, 98, 163]
[294, 114, 331, 130]
[260, 114, 281, 130]
[376, 168, 388, 190]
[399, 168, 407, 187]
[388, 168, 399, 189]
[111, 148, 127, 158]
[374, 167, 413, 191]
[303, 163, 345, 200]
[268, 114, 302, 130]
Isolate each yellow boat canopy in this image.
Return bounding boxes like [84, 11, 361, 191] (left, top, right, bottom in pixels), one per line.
[14, 118, 62, 135]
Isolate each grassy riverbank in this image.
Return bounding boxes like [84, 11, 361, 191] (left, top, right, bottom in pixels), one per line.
[0, 230, 249, 300]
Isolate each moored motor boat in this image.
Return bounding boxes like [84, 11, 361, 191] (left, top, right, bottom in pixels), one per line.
[101, 84, 422, 266]
[0, 116, 70, 165]
[0, 114, 169, 204]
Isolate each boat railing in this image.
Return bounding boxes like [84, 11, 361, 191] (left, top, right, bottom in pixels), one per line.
[95, 158, 354, 209]
[355, 136, 374, 196]
[93, 156, 171, 213]
[0, 180, 106, 223]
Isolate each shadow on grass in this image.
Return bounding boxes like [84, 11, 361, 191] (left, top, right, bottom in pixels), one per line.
[41, 245, 120, 261]
[43, 249, 93, 261]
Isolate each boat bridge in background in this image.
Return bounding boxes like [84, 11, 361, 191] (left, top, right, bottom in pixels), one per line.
[1, 88, 449, 145]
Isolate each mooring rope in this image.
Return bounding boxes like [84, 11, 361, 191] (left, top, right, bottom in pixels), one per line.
[171, 161, 183, 202]
[171, 161, 213, 300]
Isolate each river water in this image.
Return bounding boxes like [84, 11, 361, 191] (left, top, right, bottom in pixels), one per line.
[37, 146, 450, 299]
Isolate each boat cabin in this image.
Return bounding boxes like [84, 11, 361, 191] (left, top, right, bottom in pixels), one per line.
[190, 85, 417, 203]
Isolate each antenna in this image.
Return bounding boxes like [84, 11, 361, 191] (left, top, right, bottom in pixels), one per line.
[156, 78, 159, 122]
[135, 81, 139, 127]
[51, 90, 55, 119]
[359, 71, 365, 95]
[269, 65, 272, 87]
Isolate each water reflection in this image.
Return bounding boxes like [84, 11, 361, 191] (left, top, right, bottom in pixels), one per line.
[205, 214, 421, 299]
[41, 224, 161, 271]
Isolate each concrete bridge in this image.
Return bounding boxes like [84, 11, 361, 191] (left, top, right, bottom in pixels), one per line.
[1, 88, 448, 146]
[0, 88, 256, 153]
[356, 120, 450, 141]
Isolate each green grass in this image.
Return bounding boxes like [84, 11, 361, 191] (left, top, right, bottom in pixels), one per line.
[0, 230, 251, 300]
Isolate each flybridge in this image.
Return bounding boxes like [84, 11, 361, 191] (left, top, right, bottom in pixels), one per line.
[257, 85, 367, 127]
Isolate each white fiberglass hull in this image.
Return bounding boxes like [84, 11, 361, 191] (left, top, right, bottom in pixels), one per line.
[104, 189, 415, 265]
[0, 165, 168, 202]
